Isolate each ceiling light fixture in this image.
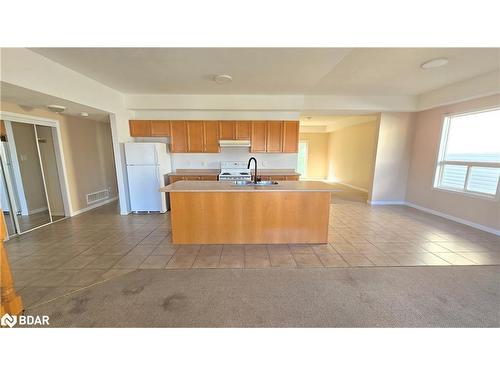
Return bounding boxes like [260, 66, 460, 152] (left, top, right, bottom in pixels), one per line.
[46, 104, 66, 113]
[80, 112, 89, 117]
[421, 58, 449, 69]
[213, 74, 233, 84]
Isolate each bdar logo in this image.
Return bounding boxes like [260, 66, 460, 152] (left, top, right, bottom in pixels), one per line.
[1, 313, 17, 328]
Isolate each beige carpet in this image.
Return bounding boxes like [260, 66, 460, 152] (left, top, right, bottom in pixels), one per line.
[27, 266, 500, 327]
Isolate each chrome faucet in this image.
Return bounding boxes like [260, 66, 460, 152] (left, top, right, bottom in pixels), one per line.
[247, 157, 258, 184]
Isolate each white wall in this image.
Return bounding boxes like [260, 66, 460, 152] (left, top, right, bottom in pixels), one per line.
[171, 149, 297, 170]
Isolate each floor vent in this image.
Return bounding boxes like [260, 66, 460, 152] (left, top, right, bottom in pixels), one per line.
[86, 188, 110, 205]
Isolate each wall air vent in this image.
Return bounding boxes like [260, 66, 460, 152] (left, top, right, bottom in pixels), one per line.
[86, 188, 110, 205]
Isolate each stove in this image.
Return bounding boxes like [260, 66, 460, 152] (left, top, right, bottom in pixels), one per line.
[218, 161, 252, 181]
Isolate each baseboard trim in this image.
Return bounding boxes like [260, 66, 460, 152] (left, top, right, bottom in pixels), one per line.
[368, 200, 406, 205]
[29, 207, 48, 214]
[405, 202, 500, 236]
[70, 197, 118, 217]
[331, 181, 369, 193]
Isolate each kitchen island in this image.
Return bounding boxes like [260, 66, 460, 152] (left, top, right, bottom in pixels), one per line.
[161, 180, 337, 244]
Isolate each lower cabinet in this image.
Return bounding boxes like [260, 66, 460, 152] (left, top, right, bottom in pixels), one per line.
[169, 175, 219, 183]
[259, 175, 299, 181]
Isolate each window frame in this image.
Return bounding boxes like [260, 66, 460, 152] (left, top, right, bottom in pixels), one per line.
[433, 106, 500, 200]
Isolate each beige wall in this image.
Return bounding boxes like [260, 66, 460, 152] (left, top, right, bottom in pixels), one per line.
[370, 113, 415, 202]
[406, 94, 500, 231]
[299, 133, 329, 179]
[327, 121, 379, 191]
[1, 102, 118, 213]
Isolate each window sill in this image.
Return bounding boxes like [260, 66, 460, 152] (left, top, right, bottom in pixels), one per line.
[432, 186, 499, 201]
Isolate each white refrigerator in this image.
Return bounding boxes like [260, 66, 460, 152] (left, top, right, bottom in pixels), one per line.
[125, 142, 172, 213]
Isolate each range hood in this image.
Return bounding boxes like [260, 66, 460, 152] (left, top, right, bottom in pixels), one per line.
[218, 139, 251, 148]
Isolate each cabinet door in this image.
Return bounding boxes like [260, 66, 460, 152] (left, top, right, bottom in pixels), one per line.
[266, 121, 283, 152]
[282, 121, 299, 153]
[235, 121, 251, 140]
[203, 121, 220, 153]
[151, 120, 171, 136]
[170, 121, 188, 153]
[285, 175, 299, 181]
[201, 175, 218, 181]
[187, 121, 204, 153]
[251, 121, 267, 152]
[219, 121, 236, 140]
[129, 120, 151, 137]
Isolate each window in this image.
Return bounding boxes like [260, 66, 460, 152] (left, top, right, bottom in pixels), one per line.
[434, 108, 500, 198]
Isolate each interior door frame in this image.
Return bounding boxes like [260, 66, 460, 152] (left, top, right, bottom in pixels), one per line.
[0, 112, 73, 221]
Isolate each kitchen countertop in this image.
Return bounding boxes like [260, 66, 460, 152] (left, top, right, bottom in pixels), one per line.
[161, 180, 338, 192]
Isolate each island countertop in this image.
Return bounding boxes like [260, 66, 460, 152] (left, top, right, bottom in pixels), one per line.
[161, 180, 339, 192]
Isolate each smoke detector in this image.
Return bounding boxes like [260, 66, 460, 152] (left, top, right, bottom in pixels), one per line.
[213, 74, 233, 84]
[46, 104, 66, 113]
[80, 112, 89, 117]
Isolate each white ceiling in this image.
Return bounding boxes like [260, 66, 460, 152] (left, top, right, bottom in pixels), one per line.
[0, 82, 110, 122]
[30, 48, 500, 96]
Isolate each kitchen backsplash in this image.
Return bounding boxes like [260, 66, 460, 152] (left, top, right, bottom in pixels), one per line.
[133, 138, 298, 170]
[171, 148, 298, 169]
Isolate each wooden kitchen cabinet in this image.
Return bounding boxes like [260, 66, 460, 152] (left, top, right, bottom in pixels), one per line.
[169, 176, 185, 183]
[170, 121, 188, 152]
[150, 120, 171, 136]
[282, 121, 299, 153]
[236, 121, 251, 139]
[187, 121, 204, 152]
[130, 118, 299, 154]
[251, 121, 267, 152]
[203, 121, 220, 153]
[258, 175, 299, 181]
[266, 121, 284, 152]
[219, 121, 236, 140]
[169, 174, 219, 183]
[201, 175, 218, 181]
[129, 120, 151, 137]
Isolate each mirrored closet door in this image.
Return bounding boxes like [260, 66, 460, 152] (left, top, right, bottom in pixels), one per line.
[0, 119, 67, 236]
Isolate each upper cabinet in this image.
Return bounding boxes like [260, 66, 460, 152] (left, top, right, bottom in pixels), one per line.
[186, 121, 204, 153]
[170, 121, 188, 153]
[129, 120, 151, 137]
[219, 121, 236, 140]
[266, 121, 284, 153]
[251, 121, 267, 152]
[151, 120, 171, 136]
[129, 119, 299, 153]
[203, 121, 220, 153]
[236, 121, 251, 140]
[282, 121, 299, 153]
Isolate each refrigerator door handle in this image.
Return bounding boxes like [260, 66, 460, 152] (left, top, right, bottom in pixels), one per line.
[155, 167, 161, 187]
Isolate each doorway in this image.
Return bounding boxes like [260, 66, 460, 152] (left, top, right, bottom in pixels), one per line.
[0, 115, 70, 237]
[297, 141, 308, 178]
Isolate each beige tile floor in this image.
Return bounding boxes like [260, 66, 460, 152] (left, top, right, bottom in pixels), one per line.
[5, 185, 500, 307]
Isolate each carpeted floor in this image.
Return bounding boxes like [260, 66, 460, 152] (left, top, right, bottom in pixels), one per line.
[27, 265, 500, 327]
